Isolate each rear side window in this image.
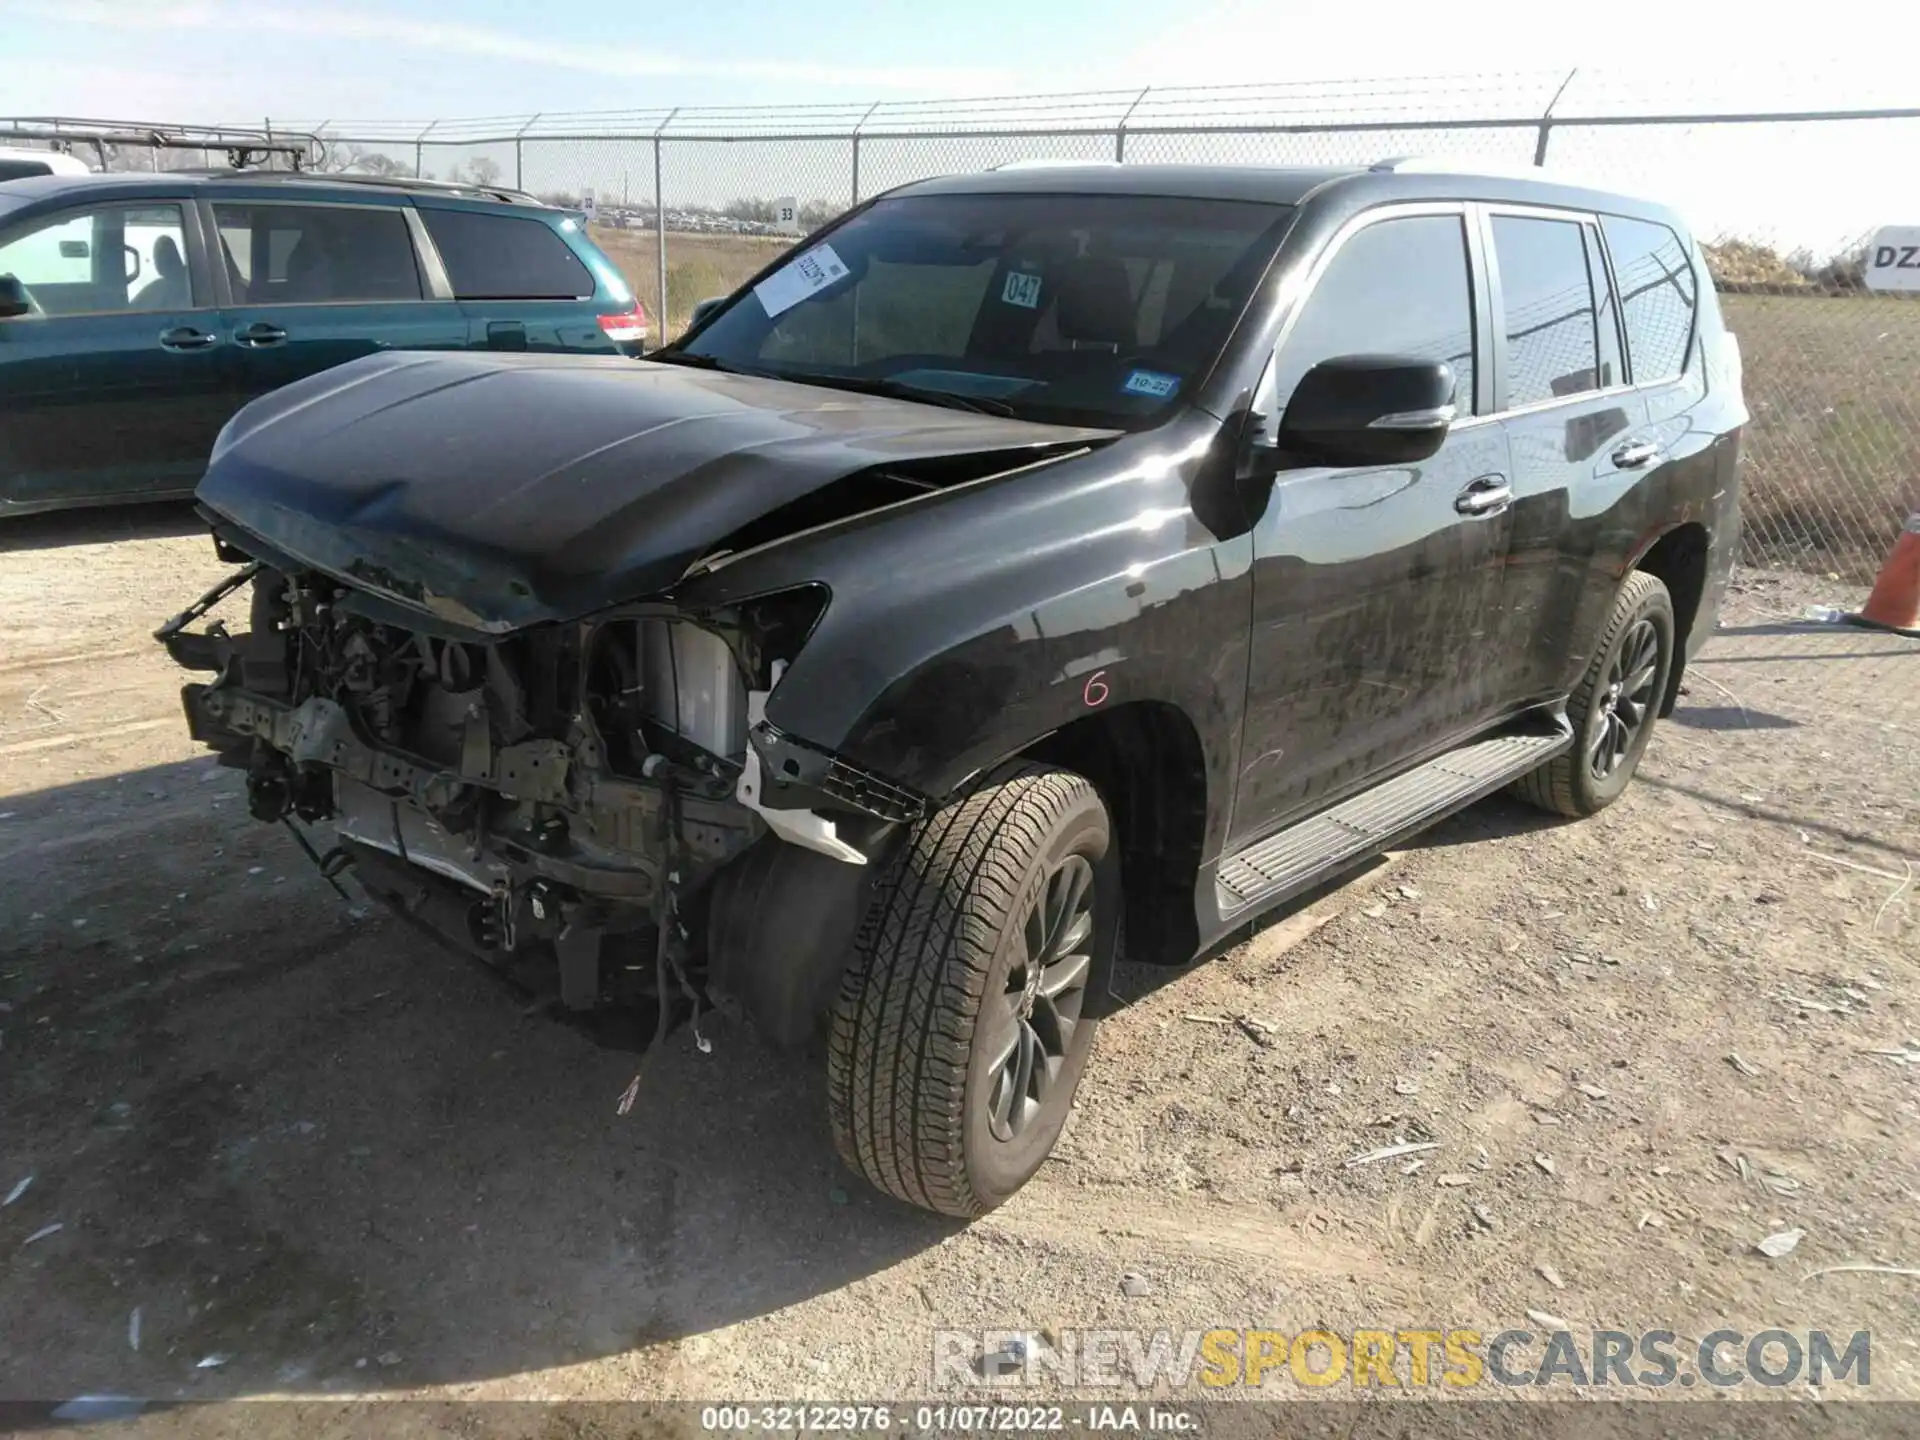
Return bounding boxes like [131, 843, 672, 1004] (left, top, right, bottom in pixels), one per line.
[0, 160, 53, 181]
[1490, 215, 1598, 407]
[420, 209, 594, 300]
[213, 203, 423, 303]
[1601, 216, 1697, 382]
[1274, 214, 1477, 413]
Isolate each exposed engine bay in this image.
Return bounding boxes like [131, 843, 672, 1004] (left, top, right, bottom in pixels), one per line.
[156, 540, 922, 1019]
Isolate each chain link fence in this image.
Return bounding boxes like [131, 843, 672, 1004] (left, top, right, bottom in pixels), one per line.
[18, 75, 1914, 583]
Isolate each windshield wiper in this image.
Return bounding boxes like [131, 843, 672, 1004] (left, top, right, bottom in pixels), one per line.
[647, 356, 1019, 417]
[780, 373, 1019, 418]
[645, 350, 737, 372]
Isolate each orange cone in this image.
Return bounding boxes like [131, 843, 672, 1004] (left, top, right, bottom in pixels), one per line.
[1847, 513, 1920, 639]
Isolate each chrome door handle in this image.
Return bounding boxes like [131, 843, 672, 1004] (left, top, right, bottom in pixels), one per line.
[1611, 440, 1663, 470]
[233, 322, 287, 347]
[158, 326, 215, 351]
[1454, 475, 1513, 516]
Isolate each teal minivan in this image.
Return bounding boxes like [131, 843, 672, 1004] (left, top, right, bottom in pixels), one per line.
[0, 170, 648, 517]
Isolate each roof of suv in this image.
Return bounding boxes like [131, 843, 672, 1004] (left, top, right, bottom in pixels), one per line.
[0, 169, 557, 210]
[890, 162, 1685, 227]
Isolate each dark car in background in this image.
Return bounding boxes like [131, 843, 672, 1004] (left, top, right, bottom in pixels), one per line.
[0, 171, 648, 517]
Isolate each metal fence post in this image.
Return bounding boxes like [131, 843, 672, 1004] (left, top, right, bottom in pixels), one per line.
[1115, 86, 1150, 162]
[851, 101, 881, 205]
[1534, 68, 1577, 166]
[653, 108, 678, 335]
[514, 114, 540, 190]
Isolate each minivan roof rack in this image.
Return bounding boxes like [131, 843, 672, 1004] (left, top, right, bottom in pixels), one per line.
[0, 118, 317, 170]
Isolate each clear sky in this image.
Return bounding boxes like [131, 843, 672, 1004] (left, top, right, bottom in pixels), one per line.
[8, 0, 1919, 250]
[10, 0, 1909, 124]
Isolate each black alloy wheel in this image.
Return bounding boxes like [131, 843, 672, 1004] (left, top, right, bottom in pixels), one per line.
[983, 853, 1095, 1143]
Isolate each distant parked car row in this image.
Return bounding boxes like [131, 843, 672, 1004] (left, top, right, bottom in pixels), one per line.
[593, 205, 796, 238]
[0, 169, 648, 517]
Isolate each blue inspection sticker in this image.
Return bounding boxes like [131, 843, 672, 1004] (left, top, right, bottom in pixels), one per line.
[1121, 368, 1180, 399]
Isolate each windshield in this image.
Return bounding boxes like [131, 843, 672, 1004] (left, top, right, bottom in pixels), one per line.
[678, 192, 1292, 427]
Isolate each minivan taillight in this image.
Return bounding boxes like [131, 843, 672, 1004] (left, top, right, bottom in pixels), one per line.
[598, 302, 649, 345]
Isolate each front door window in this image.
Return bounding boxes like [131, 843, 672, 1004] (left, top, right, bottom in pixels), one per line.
[0, 203, 193, 317]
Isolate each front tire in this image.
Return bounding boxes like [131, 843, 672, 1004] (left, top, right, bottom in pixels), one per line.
[827, 763, 1115, 1217]
[1514, 569, 1675, 818]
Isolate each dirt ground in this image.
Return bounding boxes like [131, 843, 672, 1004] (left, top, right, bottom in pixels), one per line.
[1, 505, 1915, 1417]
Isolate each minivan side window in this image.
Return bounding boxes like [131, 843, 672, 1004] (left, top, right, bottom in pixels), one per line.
[213, 203, 423, 304]
[419, 209, 594, 300]
[1273, 213, 1477, 414]
[0, 203, 193, 316]
[1490, 215, 1598, 407]
[1601, 216, 1696, 382]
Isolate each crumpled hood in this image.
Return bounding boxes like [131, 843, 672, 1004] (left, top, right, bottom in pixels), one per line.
[197, 351, 1114, 633]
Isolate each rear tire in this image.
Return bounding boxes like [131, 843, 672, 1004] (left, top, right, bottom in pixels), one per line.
[1513, 570, 1675, 818]
[827, 762, 1115, 1217]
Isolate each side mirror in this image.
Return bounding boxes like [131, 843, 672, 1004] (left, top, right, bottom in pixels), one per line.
[1274, 355, 1457, 468]
[0, 275, 32, 320]
[689, 295, 727, 330]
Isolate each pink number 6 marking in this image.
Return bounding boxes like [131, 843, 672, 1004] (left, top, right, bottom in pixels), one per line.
[1082, 670, 1110, 707]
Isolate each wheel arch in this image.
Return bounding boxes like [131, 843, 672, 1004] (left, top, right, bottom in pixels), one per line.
[1629, 521, 1709, 717]
[1019, 698, 1208, 967]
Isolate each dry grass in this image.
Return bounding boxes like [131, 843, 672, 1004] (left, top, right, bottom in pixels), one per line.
[590, 226, 790, 335]
[1724, 291, 1920, 579]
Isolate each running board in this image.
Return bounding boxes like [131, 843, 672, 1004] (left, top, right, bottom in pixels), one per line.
[1215, 724, 1573, 916]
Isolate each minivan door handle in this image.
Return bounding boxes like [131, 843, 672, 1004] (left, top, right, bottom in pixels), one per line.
[1454, 474, 1513, 517]
[1611, 439, 1663, 470]
[233, 322, 288, 348]
[158, 325, 215, 351]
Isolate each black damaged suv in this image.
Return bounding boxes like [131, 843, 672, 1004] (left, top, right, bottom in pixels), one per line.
[160, 162, 1744, 1216]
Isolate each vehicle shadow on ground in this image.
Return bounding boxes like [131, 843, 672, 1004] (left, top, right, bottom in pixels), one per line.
[0, 758, 958, 1404]
[0, 501, 202, 554]
[1668, 704, 1797, 730]
[1106, 789, 1568, 1011]
[1402, 790, 1567, 850]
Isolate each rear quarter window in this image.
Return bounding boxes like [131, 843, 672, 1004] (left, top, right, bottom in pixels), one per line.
[1600, 215, 1697, 382]
[421, 208, 595, 300]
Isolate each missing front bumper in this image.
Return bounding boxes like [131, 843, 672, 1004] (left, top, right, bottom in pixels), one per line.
[183, 682, 761, 908]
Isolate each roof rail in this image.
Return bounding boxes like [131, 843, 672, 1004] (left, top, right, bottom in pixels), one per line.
[181, 168, 552, 206]
[1370, 154, 1552, 180]
[989, 158, 1121, 170]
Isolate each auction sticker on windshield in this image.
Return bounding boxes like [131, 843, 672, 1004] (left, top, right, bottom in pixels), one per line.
[1122, 368, 1180, 399]
[1001, 271, 1043, 308]
[754, 244, 851, 317]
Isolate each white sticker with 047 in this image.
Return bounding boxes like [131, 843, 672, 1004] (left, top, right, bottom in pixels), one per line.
[1001, 271, 1043, 308]
[754, 243, 851, 318]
